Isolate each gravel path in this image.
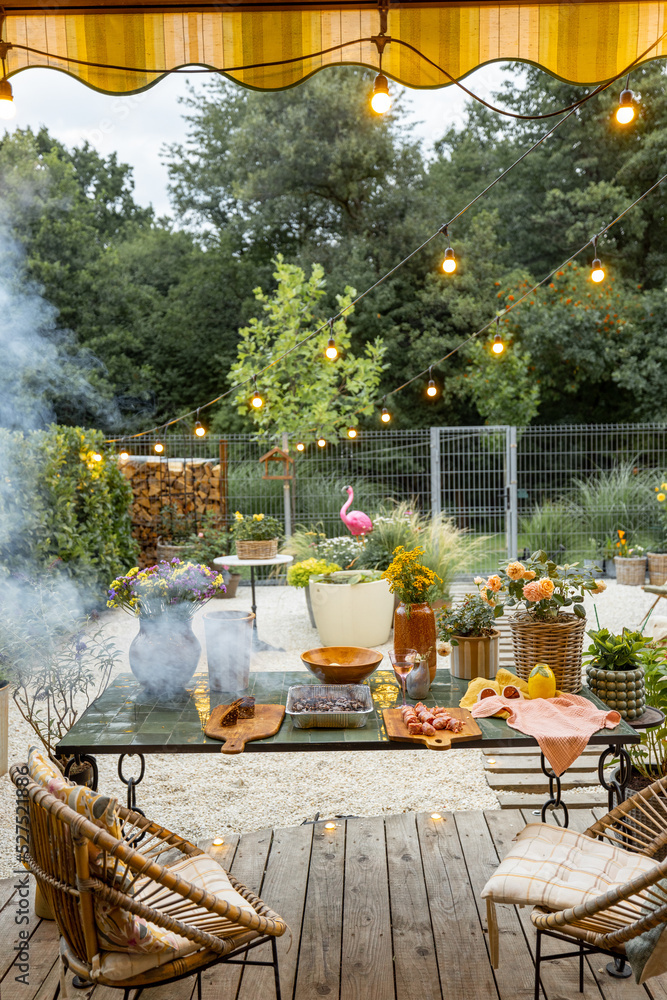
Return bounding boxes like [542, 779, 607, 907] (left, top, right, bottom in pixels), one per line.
[0, 577, 660, 877]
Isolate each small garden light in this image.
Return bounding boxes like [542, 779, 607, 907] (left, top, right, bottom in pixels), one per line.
[426, 367, 438, 398]
[91, 452, 103, 463]
[194, 410, 206, 436]
[491, 318, 505, 355]
[296, 441, 305, 452]
[317, 437, 326, 448]
[616, 77, 636, 125]
[212, 837, 225, 846]
[441, 225, 456, 274]
[250, 378, 264, 409]
[154, 441, 164, 454]
[371, 73, 391, 115]
[430, 813, 442, 821]
[347, 427, 358, 439]
[119, 450, 129, 461]
[325, 322, 338, 360]
[324, 822, 337, 830]
[590, 238, 605, 283]
[380, 402, 391, 423]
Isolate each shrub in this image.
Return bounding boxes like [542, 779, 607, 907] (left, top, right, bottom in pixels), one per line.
[519, 500, 582, 562]
[570, 465, 657, 552]
[287, 558, 341, 588]
[0, 425, 137, 599]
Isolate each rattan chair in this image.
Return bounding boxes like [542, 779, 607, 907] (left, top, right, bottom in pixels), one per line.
[10, 764, 288, 1000]
[523, 776, 667, 997]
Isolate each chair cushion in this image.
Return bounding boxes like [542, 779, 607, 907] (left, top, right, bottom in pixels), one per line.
[28, 746, 122, 841]
[481, 822, 658, 912]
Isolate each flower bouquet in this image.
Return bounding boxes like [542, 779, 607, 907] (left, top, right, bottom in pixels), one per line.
[232, 512, 283, 559]
[383, 546, 442, 683]
[108, 560, 226, 620]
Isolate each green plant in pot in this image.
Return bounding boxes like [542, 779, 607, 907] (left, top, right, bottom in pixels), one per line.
[232, 512, 283, 559]
[156, 503, 197, 561]
[287, 558, 341, 627]
[583, 627, 650, 719]
[438, 594, 502, 680]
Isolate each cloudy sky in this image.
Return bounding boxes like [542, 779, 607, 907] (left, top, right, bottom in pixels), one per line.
[4, 63, 509, 217]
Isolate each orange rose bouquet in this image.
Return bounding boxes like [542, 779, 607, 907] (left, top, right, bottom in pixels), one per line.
[476, 550, 605, 622]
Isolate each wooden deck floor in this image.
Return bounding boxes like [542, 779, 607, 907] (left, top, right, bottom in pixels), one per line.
[4, 809, 667, 1000]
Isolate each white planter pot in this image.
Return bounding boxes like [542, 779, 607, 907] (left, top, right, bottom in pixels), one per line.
[449, 631, 500, 680]
[309, 573, 394, 647]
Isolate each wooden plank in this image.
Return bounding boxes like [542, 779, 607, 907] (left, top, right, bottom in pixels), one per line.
[416, 811, 498, 1000]
[236, 824, 313, 1000]
[0, 877, 39, 982]
[294, 820, 345, 1000]
[32, 960, 62, 1000]
[497, 791, 607, 810]
[200, 827, 273, 1000]
[0, 917, 60, 1000]
[487, 772, 603, 792]
[485, 756, 611, 774]
[0, 878, 19, 911]
[340, 816, 394, 1000]
[384, 812, 441, 1000]
[454, 811, 535, 1000]
[486, 810, 602, 1000]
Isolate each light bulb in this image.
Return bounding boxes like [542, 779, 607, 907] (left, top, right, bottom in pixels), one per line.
[430, 813, 442, 821]
[492, 333, 505, 355]
[317, 437, 326, 448]
[616, 89, 636, 125]
[426, 380, 438, 398]
[251, 391, 264, 409]
[0, 80, 15, 121]
[119, 451, 129, 462]
[347, 427, 358, 439]
[91, 452, 102, 463]
[324, 822, 336, 830]
[325, 337, 338, 360]
[212, 836, 224, 846]
[591, 258, 605, 283]
[194, 421, 206, 437]
[442, 247, 456, 274]
[154, 442, 164, 454]
[381, 407, 391, 423]
[296, 441, 305, 452]
[371, 74, 391, 115]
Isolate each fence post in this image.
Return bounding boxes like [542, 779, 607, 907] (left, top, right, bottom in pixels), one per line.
[505, 426, 518, 561]
[282, 431, 293, 539]
[430, 427, 441, 518]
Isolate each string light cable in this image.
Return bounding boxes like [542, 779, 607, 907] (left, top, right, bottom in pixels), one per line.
[384, 168, 667, 402]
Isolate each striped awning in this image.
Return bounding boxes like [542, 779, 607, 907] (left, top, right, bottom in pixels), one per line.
[2, 1, 667, 95]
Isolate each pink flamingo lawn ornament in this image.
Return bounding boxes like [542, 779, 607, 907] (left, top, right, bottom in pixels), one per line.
[340, 485, 373, 537]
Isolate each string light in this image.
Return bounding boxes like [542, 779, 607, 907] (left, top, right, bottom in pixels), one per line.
[590, 238, 605, 283]
[616, 76, 636, 124]
[317, 437, 327, 448]
[119, 450, 129, 462]
[347, 427, 358, 439]
[492, 318, 505, 355]
[380, 398, 392, 424]
[426, 367, 438, 398]
[91, 452, 102, 462]
[371, 73, 391, 115]
[296, 441, 305, 452]
[324, 320, 338, 360]
[154, 440, 164, 454]
[194, 409, 206, 436]
[441, 226, 457, 274]
[250, 378, 264, 409]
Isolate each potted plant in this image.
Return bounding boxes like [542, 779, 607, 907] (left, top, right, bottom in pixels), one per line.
[648, 484, 667, 585]
[383, 546, 442, 682]
[107, 560, 226, 695]
[438, 594, 502, 680]
[184, 516, 243, 599]
[481, 551, 606, 693]
[156, 503, 196, 562]
[583, 627, 650, 720]
[613, 529, 647, 586]
[287, 558, 341, 626]
[232, 511, 282, 559]
[309, 569, 394, 647]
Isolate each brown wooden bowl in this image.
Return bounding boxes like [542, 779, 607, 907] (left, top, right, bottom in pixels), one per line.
[300, 646, 384, 684]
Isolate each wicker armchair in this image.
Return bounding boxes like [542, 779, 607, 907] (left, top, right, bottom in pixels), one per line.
[10, 764, 288, 1000]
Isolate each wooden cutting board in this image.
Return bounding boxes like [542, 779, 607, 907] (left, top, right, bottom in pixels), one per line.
[383, 707, 481, 750]
[205, 704, 285, 754]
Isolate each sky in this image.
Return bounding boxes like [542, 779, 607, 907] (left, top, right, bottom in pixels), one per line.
[3, 63, 510, 217]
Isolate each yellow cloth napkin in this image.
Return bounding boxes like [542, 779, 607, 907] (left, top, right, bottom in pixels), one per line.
[459, 668, 562, 717]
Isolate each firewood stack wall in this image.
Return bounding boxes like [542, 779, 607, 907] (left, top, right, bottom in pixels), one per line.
[118, 456, 224, 566]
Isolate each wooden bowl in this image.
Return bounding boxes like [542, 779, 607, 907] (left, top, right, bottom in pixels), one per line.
[300, 646, 383, 684]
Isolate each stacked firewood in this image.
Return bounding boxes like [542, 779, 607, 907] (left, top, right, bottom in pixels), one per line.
[117, 456, 224, 565]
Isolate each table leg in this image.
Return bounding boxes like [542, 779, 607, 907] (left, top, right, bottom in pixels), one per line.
[63, 753, 98, 791]
[540, 752, 569, 827]
[249, 565, 286, 653]
[597, 743, 630, 811]
[118, 753, 148, 844]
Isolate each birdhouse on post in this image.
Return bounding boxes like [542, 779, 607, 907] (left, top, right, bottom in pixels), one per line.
[259, 447, 293, 481]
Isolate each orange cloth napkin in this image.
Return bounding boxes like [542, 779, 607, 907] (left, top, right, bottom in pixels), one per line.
[470, 694, 621, 776]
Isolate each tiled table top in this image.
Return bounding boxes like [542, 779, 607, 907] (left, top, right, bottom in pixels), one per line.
[56, 669, 641, 756]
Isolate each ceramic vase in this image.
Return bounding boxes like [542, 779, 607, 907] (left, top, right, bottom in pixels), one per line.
[129, 613, 201, 696]
[586, 664, 646, 720]
[449, 631, 500, 680]
[394, 602, 437, 683]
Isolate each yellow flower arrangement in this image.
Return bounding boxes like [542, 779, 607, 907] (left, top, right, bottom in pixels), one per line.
[383, 545, 442, 606]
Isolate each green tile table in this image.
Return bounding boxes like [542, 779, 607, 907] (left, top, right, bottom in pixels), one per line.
[57, 668, 642, 826]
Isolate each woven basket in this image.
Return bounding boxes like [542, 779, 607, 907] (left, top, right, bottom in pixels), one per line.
[508, 612, 587, 693]
[235, 538, 278, 560]
[614, 556, 647, 587]
[156, 539, 189, 562]
[648, 553, 667, 586]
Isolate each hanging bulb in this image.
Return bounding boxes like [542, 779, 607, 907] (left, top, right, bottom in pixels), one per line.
[154, 440, 164, 454]
[591, 258, 605, 283]
[194, 420, 206, 437]
[91, 452, 102, 463]
[442, 247, 457, 274]
[371, 74, 391, 115]
[250, 378, 264, 409]
[616, 82, 636, 125]
[119, 450, 129, 462]
[0, 79, 15, 121]
[296, 441, 305, 452]
[426, 368, 438, 398]
[492, 333, 505, 355]
[317, 437, 326, 448]
[381, 406, 391, 424]
[347, 427, 358, 439]
[325, 337, 338, 361]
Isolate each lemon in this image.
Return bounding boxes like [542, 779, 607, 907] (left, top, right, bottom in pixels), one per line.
[528, 662, 556, 700]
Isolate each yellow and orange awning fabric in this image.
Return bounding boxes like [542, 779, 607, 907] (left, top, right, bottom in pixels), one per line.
[1, 0, 667, 95]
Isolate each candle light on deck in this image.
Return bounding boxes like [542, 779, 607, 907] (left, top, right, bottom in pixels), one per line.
[212, 837, 225, 846]
[324, 822, 337, 830]
[430, 813, 442, 821]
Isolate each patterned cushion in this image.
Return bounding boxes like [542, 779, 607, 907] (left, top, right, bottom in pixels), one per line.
[482, 822, 658, 912]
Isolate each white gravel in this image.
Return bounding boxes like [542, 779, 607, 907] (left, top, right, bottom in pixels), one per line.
[0, 577, 660, 877]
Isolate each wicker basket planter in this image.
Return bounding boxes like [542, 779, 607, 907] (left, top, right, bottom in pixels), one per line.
[156, 538, 189, 563]
[586, 664, 645, 720]
[648, 553, 667, 586]
[235, 538, 278, 560]
[508, 612, 587, 693]
[614, 556, 647, 586]
[450, 631, 500, 680]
